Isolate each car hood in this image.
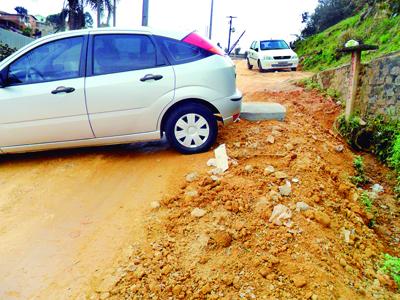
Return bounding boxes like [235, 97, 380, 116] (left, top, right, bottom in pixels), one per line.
[260, 49, 296, 57]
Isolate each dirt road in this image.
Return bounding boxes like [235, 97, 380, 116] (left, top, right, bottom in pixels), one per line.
[3, 62, 398, 299]
[0, 61, 312, 299]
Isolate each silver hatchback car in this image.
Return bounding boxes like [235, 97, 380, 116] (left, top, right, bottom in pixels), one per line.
[0, 27, 241, 154]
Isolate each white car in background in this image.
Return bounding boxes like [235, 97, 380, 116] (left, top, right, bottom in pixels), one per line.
[247, 39, 299, 72]
[0, 28, 242, 155]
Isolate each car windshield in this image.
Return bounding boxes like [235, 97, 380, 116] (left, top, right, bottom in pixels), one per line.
[260, 40, 289, 50]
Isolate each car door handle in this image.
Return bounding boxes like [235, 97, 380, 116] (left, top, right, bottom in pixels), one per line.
[51, 86, 75, 94]
[140, 74, 163, 82]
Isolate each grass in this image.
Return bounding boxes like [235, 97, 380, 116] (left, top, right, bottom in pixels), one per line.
[381, 254, 400, 289]
[350, 155, 369, 187]
[296, 12, 400, 71]
[359, 191, 373, 212]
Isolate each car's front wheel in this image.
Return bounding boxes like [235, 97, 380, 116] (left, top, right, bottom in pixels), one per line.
[247, 58, 253, 70]
[165, 103, 218, 154]
[258, 60, 264, 73]
[291, 67, 297, 72]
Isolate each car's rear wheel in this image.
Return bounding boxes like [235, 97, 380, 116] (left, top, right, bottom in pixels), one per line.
[291, 67, 297, 72]
[165, 103, 218, 154]
[247, 58, 253, 70]
[258, 60, 264, 73]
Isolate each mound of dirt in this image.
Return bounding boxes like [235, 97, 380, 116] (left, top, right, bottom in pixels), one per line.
[88, 62, 399, 299]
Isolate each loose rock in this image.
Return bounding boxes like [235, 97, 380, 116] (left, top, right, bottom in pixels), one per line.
[213, 231, 232, 248]
[296, 201, 309, 212]
[279, 181, 292, 196]
[191, 208, 207, 218]
[244, 165, 254, 173]
[292, 275, 307, 288]
[266, 135, 275, 144]
[186, 172, 198, 182]
[315, 211, 331, 227]
[150, 201, 160, 209]
[264, 165, 275, 175]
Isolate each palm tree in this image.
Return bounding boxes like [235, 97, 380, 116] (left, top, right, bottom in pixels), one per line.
[85, 0, 115, 27]
[63, 0, 116, 30]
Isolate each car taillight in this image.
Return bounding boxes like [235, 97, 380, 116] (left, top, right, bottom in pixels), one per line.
[182, 32, 225, 56]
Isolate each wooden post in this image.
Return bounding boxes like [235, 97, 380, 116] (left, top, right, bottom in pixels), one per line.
[338, 44, 378, 122]
[345, 50, 361, 121]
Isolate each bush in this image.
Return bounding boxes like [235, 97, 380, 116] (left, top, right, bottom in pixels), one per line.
[0, 44, 17, 61]
[336, 114, 400, 197]
[381, 254, 400, 289]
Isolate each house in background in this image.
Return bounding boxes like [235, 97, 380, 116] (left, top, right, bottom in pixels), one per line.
[0, 10, 37, 34]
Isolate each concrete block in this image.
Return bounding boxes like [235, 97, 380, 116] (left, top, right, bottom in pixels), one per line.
[241, 102, 286, 121]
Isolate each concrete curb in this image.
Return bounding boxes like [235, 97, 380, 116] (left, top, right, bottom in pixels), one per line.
[241, 102, 286, 121]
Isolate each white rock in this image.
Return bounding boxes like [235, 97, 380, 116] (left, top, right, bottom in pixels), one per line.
[279, 181, 292, 196]
[244, 165, 254, 172]
[207, 158, 217, 167]
[185, 190, 198, 197]
[296, 201, 309, 212]
[210, 175, 220, 181]
[292, 177, 300, 183]
[269, 204, 292, 226]
[371, 184, 384, 193]
[191, 208, 207, 218]
[186, 172, 198, 182]
[334, 145, 344, 152]
[266, 135, 275, 144]
[210, 167, 224, 175]
[264, 165, 275, 175]
[214, 144, 229, 172]
[150, 201, 160, 209]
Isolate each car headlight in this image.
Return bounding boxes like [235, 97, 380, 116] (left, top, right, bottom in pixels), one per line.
[263, 56, 273, 60]
[291, 55, 298, 59]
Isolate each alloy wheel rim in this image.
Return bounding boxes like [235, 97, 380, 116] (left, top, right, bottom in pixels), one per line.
[174, 113, 210, 148]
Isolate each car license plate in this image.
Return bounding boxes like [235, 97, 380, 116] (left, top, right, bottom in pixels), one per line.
[278, 61, 288, 65]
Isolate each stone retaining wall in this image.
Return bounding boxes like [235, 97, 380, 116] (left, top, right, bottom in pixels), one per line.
[313, 52, 400, 119]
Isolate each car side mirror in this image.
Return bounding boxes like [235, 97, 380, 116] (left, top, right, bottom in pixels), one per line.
[255, 48, 259, 52]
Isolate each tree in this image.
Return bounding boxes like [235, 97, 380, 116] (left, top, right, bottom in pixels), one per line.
[84, 12, 94, 28]
[63, 0, 116, 30]
[46, 10, 68, 32]
[14, 6, 28, 16]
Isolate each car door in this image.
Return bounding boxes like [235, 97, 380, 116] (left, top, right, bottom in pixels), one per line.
[85, 33, 175, 138]
[0, 35, 94, 148]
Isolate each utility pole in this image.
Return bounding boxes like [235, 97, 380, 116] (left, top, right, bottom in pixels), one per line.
[113, 0, 116, 27]
[227, 16, 237, 54]
[142, 0, 149, 26]
[209, 0, 214, 39]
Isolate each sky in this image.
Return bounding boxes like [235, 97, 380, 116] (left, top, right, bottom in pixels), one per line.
[2, 0, 318, 50]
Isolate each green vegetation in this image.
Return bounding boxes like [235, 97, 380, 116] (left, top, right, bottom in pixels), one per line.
[359, 191, 373, 211]
[296, 12, 400, 71]
[381, 254, 400, 289]
[300, 78, 342, 103]
[336, 114, 400, 197]
[351, 155, 369, 186]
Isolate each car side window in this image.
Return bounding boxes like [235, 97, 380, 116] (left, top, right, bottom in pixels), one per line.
[8, 36, 84, 85]
[155, 36, 212, 65]
[93, 34, 157, 75]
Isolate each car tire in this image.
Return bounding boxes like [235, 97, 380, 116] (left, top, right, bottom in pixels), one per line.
[291, 67, 297, 72]
[165, 103, 218, 154]
[247, 58, 253, 70]
[258, 60, 264, 73]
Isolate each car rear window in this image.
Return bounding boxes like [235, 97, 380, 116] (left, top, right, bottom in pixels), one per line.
[93, 34, 157, 75]
[155, 36, 212, 65]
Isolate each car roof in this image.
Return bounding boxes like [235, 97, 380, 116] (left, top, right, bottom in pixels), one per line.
[40, 27, 188, 42]
[0, 27, 190, 67]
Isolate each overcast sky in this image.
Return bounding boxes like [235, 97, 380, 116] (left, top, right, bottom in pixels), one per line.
[3, 0, 318, 49]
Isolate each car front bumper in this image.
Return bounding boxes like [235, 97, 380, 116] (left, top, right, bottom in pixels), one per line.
[260, 58, 299, 70]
